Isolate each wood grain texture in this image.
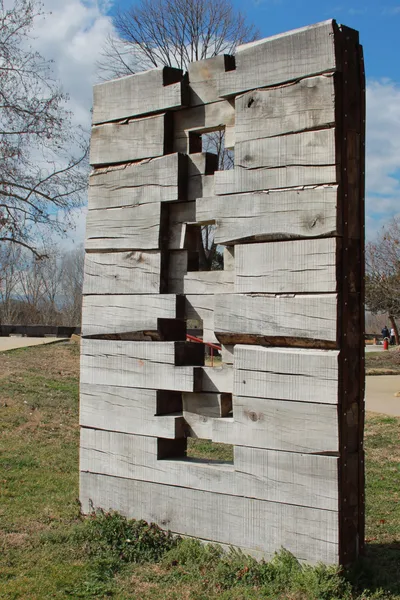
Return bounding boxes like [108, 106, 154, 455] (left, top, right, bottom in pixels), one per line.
[80, 428, 338, 510]
[184, 271, 234, 294]
[173, 100, 235, 153]
[213, 165, 337, 195]
[83, 251, 161, 295]
[214, 294, 338, 344]
[214, 396, 338, 453]
[183, 392, 232, 417]
[80, 384, 185, 438]
[81, 294, 182, 337]
[90, 113, 171, 166]
[188, 54, 234, 106]
[92, 67, 185, 124]
[196, 187, 339, 244]
[218, 20, 337, 97]
[81, 339, 202, 392]
[85, 202, 162, 251]
[80, 472, 339, 564]
[88, 154, 186, 210]
[235, 128, 336, 170]
[221, 344, 234, 364]
[199, 366, 233, 393]
[235, 75, 335, 142]
[235, 239, 337, 293]
[169, 202, 196, 249]
[234, 345, 339, 403]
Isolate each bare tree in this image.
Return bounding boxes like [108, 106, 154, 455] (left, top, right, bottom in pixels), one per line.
[98, 0, 258, 78]
[0, 244, 23, 323]
[59, 245, 84, 326]
[0, 0, 88, 257]
[365, 217, 400, 344]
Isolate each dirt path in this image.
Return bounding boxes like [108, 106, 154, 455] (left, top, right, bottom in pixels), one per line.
[366, 375, 400, 416]
[0, 337, 66, 351]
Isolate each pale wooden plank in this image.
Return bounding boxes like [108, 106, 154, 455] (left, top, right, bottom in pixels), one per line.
[182, 412, 214, 439]
[188, 153, 218, 177]
[83, 251, 161, 295]
[221, 344, 234, 364]
[81, 294, 181, 337]
[234, 345, 339, 404]
[185, 295, 214, 331]
[235, 239, 337, 293]
[90, 113, 170, 166]
[235, 128, 336, 170]
[92, 66, 185, 124]
[80, 428, 338, 510]
[223, 247, 235, 271]
[213, 397, 338, 453]
[213, 165, 337, 195]
[188, 174, 215, 201]
[218, 21, 337, 97]
[81, 339, 202, 392]
[196, 187, 338, 244]
[88, 154, 186, 210]
[183, 271, 234, 294]
[188, 54, 234, 106]
[183, 392, 232, 417]
[173, 101, 235, 153]
[80, 472, 339, 564]
[199, 366, 233, 393]
[80, 384, 185, 438]
[169, 202, 196, 249]
[235, 75, 335, 142]
[214, 294, 337, 344]
[85, 202, 162, 251]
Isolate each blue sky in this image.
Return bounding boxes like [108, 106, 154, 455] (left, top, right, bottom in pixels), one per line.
[33, 0, 400, 245]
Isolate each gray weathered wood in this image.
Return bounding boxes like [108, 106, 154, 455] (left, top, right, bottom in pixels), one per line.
[213, 397, 338, 453]
[188, 54, 234, 106]
[173, 101, 235, 153]
[82, 294, 182, 337]
[221, 344, 234, 364]
[92, 66, 185, 124]
[196, 187, 339, 244]
[184, 271, 234, 294]
[223, 247, 235, 271]
[235, 128, 336, 170]
[199, 366, 233, 393]
[80, 428, 338, 510]
[183, 392, 232, 417]
[188, 153, 217, 200]
[88, 154, 186, 210]
[90, 113, 171, 166]
[81, 339, 201, 392]
[83, 251, 161, 295]
[168, 251, 188, 294]
[80, 384, 185, 438]
[169, 202, 196, 249]
[234, 345, 339, 403]
[80, 472, 339, 564]
[214, 294, 337, 344]
[213, 164, 337, 195]
[218, 20, 337, 97]
[235, 75, 335, 142]
[235, 239, 337, 293]
[188, 174, 215, 201]
[85, 202, 162, 251]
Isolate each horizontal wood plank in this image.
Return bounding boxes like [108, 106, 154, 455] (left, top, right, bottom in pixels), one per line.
[83, 251, 161, 295]
[173, 101, 235, 153]
[184, 271, 234, 294]
[234, 345, 339, 403]
[169, 202, 196, 249]
[183, 392, 232, 417]
[80, 472, 339, 563]
[196, 187, 339, 244]
[92, 66, 185, 124]
[235, 239, 337, 293]
[235, 75, 335, 142]
[188, 54, 234, 106]
[199, 366, 233, 393]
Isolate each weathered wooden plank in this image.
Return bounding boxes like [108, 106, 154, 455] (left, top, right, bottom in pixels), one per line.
[196, 187, 338, 244]
[83, 251, 161, 295]
[214, 294, 337, 345]
[82, 294, 183, 337]
[169, 202, 196, 249]
[88, 154, 186, 211]
[223, 247, 235, 271]
[81, 339, 203, 392]
[235, 128, 336, 170]
[218, 20, 337, 98]
[213, 165, 337, 195]
[85, 202, 162, 251]
[188, 174, 215, 201]
[80, 428, 338, 510]
[199, 366, 233, 393]
[188, 153, 217, 200]
[234, 346, 339, 403]
[183, 392, 232, 417]
[185, 295, 214, 331]
[80, 384, 185, 438]
[90, 113, 172, 166]
[168, 251, 188, 294]
[183, 271, 234, 294]
[188, 54, 234, 106]
[213, 397, 338, 453]
[235, 239, 337, 293]
[92, 66, 186, 124]
[80, 472, 339, 564]
[221, 344, 234, 364]
[235, 75, 335, 142]
[173, 101, 235, 153]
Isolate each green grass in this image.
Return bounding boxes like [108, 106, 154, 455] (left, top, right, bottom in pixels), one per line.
[366, 349, 400, 375]
[0, 343, 399, 599]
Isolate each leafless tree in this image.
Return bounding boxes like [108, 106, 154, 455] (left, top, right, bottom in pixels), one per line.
[0, 0, 88, 257]
[0, 244, 23, 323]
[59, 245, 84, 326]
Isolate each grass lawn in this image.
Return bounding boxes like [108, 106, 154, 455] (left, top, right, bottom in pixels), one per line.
[0, 342, 399, 599]
[366, 349, 400, 375]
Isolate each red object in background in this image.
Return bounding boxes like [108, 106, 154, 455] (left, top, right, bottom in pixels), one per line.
[383, 338, 389, 350]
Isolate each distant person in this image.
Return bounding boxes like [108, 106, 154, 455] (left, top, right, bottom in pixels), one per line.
[390, 327, 396, 345]
[382, 325, 390, 341]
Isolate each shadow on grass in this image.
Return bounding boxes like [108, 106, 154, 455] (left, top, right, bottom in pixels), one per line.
[348, 542, 400, 596]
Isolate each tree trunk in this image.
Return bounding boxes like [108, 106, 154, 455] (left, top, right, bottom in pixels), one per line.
[389, 315, 399, 345]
